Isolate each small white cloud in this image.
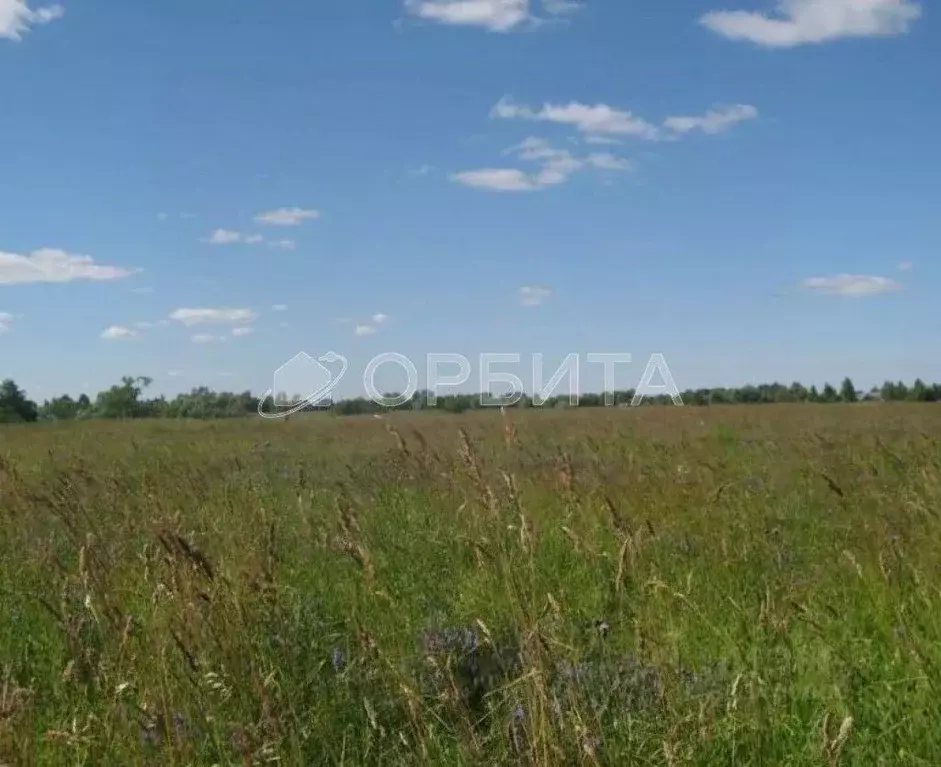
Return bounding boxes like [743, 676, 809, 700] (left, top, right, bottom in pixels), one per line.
[254, 207, 321, 226]
[701, 0, 921, 48]
[205, 229, 243, 245]
[231, 326, 254, 337]
[802, 274, 902, 297]
[0, 1, 63, 41]
[191, 333, 217, 344]
[586, 152, 633, 171]
[372, 313, 389, 324]
[492, 95, 661, 139]
[404, 0, 531, 32]
[452, 168, 541, 192]
[168, 370, 185, 377]
[243, 234, 264, 245]
[101, 326, 136, 340]
[269, 239, 297, 250]
[584, 135, 623, 146]
[663, 104, 758, 135]
[169, 307, 257, 326]
[354, 324, 377, 336]
[519, 285, 552, 306]
[271, 304, 288, 311]
[898, 260, 913, 271]
[0, 248, 132, 285]
[0, 312, 14, 333]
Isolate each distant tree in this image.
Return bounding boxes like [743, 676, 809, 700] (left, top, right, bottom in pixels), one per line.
[821, 383, 839, 403]
[0, 379, 39, 423]
[840, 377, 858, 403]
[94, 376, 152, 419]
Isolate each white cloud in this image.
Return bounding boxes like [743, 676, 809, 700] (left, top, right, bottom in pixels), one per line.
[802, 274, 902, 297]
[584, 135, 623, 146]
[272, 304, 288, 311]
[231, 326, 254, 337]
[243, 234, 264, 245]
[372, 313, 389, 324]
[191, 334, 217, 344]
[404, 0, 530, 31]
[701, 0, 921, 48]
[0, 248, 132, 285]
[168, 370, 185, 377]
[101, 326, 136, 341]
[269, 239, 297, 251]
[254, 207, 320, 226]
[169, 307, 258, 326]
[455, 137, 631, 192]
[519, 285, 552, 306]
[663, 105, 759, 135]
[492, 96, 758, 141]
[205, 229, 243, 245]
[354, 324, 377, 336]
[492, 96, 661, 139]
[0, 312, 14, 333]
[898, 260, 913, 271]
[586, 152, 633, 171]
[134, 319, 170, 329]
[0, 1, 63, 41]
[452, 168, 541, 192]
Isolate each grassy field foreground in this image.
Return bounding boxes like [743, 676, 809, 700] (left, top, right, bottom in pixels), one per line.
[1, 405, 940, 765]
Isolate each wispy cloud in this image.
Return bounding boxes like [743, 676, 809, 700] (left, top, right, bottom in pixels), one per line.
[453, 137, 632, 192]
[802, 274, 902, 297]
[130, 286, 154, 295]
[203, 229, 264, 245]
[254, 207, 320, 226]
[492, 96, 758, 140]
[662, 105, 758, 135]
[0, 1, 63, 41]
[133, 320, 170, 329]
[0, 248, 132, 285]
[898, 260, 914, 271]
[169, 308, 258, 326]
[409, 164, 435, 176]
[701, 0, 921, 48]
[0, 312, 15, 333]
[231, 326, 254, 337]
[269, 239, 297, 251]
[354, 324, 377, 336]
[101, 326, 137, 341]
[519, 285, 552, 306]
[272, 304, 288, 311]
[191, 333, 217, 344]
[372, 313, 389, 324]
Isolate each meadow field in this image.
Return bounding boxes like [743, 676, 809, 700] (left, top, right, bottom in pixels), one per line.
[1, 404, 939, 765]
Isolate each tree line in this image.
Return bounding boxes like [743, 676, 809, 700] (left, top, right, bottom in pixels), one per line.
[0, 375, 940, 424]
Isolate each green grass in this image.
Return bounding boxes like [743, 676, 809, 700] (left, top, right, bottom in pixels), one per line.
[1, 404, 940, 765]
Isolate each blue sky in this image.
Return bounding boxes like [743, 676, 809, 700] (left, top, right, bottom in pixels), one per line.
[1, 0, 938, 401]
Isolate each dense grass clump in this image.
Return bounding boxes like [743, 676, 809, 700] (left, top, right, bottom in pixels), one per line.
[1, 404, 940, 764]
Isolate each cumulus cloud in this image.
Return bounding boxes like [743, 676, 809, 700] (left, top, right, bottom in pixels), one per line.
[169, 308, 258, 326]
[802, 274, 902, 297]
[0, 248, 132, 285]
[254, 207, 320, 226]
[701, 0, 921, 48]
[0, 0, 63, 41]
[519, 285, 552, 306]
[404, 0, 530, 32]
[101, 326, 136, 341]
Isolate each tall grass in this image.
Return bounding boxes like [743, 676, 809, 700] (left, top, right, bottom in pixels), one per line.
[1, 405, 939, 764]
